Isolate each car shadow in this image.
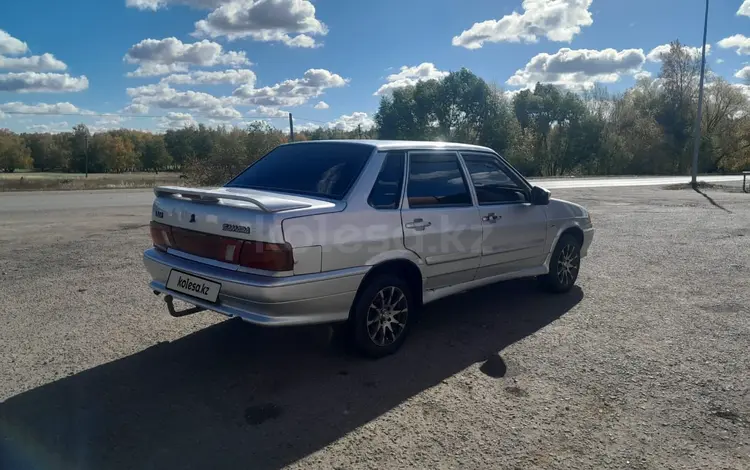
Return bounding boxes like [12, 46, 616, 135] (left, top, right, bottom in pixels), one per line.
[0, 280, 583, 470]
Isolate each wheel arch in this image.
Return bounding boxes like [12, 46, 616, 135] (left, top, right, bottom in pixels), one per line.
[559, 225, 584, 247]
[351, 259, 424, 315]
[544, 222, 585, 270]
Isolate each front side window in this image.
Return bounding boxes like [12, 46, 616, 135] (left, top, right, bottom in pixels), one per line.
[462, 153, 528, 204]
[406, 152, 473, 208]
[368, 151, 405, 209]
[225, 143, 373, 200]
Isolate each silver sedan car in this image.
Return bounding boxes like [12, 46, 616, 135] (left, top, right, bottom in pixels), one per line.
[143, 140, 594, 357]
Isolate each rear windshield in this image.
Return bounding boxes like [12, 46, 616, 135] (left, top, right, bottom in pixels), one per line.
[225, 143, 374, 200]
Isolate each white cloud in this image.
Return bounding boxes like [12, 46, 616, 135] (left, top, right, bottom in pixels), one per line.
[716, 58, 725, 64]
[452, 0, 593, 49]
[192, 0, 328, 48]
[250, 105, 288, 118]
[125, 37, 250, 77]
[0, 30, 28, 55]
[206, 106, 242, 120]
[95, 116, 127, 126]
[292, 121, 319, 132]
[158, 111, 198, 129]
[374, 63, 448, 96]
[735, 66, 750, 81]
[0, 72, 89, 93]
[0, 31, 72, 76]
[0, 53, 67, 72]
[160, 69, 256, 86]
[326, 112, 374, 132]
[121, 103, 150, 114]
[739, 1, 750, 17]
[646, 43, 711, 62]
[718, 34, 750, 55]
[88, 116, 133, 133]
[127, 63, 189, 78]
[506, 47, 646, 90]
[736, 84, 750, 99]
[27, 121, 69, 133]
[126, 0, 225, 10]
[634, 70, 652, 80]
[0, 102, 93, 115]
[234, 119, 269, 128]
[314, 100, 329, 109]
[127, 82, 241, 119]
[232, 68, 347, 107]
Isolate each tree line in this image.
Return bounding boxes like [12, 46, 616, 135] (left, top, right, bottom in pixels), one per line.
[0, 41, 748, 182]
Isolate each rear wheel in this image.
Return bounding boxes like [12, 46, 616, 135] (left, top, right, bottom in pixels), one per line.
[539, 234, 581, 293]
[349, 274, 414, 359]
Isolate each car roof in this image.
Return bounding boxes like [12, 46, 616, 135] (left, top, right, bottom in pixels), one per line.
[283, 139, 495, 152]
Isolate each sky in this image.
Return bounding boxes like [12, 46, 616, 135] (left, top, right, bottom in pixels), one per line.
[1, 0, 749, 134]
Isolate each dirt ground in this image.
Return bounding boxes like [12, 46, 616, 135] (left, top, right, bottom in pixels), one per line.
[0, 185, 748, 470]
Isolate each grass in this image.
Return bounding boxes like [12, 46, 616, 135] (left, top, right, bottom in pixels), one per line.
[0, 171, 185, 191]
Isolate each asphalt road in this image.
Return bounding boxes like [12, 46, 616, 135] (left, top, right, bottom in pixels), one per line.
[1, 184, 749, 469]
[0, 174, 744, 213]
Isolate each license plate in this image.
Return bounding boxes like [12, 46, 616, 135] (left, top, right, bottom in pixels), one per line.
[166, 270, 221, 303]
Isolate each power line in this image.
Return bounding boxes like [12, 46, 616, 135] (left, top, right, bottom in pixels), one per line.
[293, 116, 329, 124]
[0, 110, 293, 120]
[0, 110, 332, 126]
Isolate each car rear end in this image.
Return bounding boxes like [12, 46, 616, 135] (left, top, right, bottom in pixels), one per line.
[143, 141, 377, 326]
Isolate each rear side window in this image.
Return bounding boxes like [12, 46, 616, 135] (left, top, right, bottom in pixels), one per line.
[406, 152, 473, 208]
[225, 143, 373, 200]
[368, 151, 405, 209]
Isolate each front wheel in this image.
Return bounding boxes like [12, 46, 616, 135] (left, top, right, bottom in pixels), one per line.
[350, 274, 414, 359]
[539, 234, 581, 293]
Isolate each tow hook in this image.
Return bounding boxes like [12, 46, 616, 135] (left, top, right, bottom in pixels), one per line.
[164, 294, 206, 318]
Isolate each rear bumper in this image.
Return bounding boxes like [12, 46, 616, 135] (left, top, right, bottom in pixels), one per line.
[143, 248, 367, 326]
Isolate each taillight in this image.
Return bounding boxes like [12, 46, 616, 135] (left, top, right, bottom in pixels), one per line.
[171, 227, 243, 264]
[150, 221, 174, 252]
[150, 222, 293, 271]
[239, 241, 294, 271]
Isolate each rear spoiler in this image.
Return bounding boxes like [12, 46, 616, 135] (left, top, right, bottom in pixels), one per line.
[153, 186, 312, 213]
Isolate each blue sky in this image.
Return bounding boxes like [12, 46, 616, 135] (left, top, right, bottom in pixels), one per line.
[1, 0, 749, 134]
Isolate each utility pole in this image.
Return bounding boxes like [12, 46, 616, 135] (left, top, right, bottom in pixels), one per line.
[288, 113, 294, 142]
[84, 132, 89, 178]
[357, 124, 362, 139]
[691, 0, 709, 188]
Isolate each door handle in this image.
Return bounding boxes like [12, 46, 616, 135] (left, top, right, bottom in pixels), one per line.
[405, 218, 432, 231]
[482, 212, 501, 223]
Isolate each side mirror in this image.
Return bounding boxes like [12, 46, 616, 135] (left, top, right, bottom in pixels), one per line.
[530, 185, 550, 205]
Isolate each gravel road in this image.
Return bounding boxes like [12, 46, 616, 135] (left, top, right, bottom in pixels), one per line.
[1, 185, 749, 470]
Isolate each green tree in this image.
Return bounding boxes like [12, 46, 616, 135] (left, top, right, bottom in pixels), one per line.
[142, 136, 173, 173]
[0, 129, 33, 172]
[183, 122, 287, 185]
[70, 124, 92, 173]
[656, 40, 702, 173]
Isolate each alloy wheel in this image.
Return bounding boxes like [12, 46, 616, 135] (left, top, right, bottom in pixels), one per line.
[556, 243, 580, 287]
[366, 286, 409, 346]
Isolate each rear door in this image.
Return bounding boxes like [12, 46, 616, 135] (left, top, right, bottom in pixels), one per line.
[459, 151, 548, 278]
[400, 151, 483, 289]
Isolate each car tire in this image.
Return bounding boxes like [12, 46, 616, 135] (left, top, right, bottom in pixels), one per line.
[349, 274, 414, 359]
[539, 233, 582, 294]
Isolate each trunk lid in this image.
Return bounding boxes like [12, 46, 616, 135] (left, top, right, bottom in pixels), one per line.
[151, 185, 344, 246]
